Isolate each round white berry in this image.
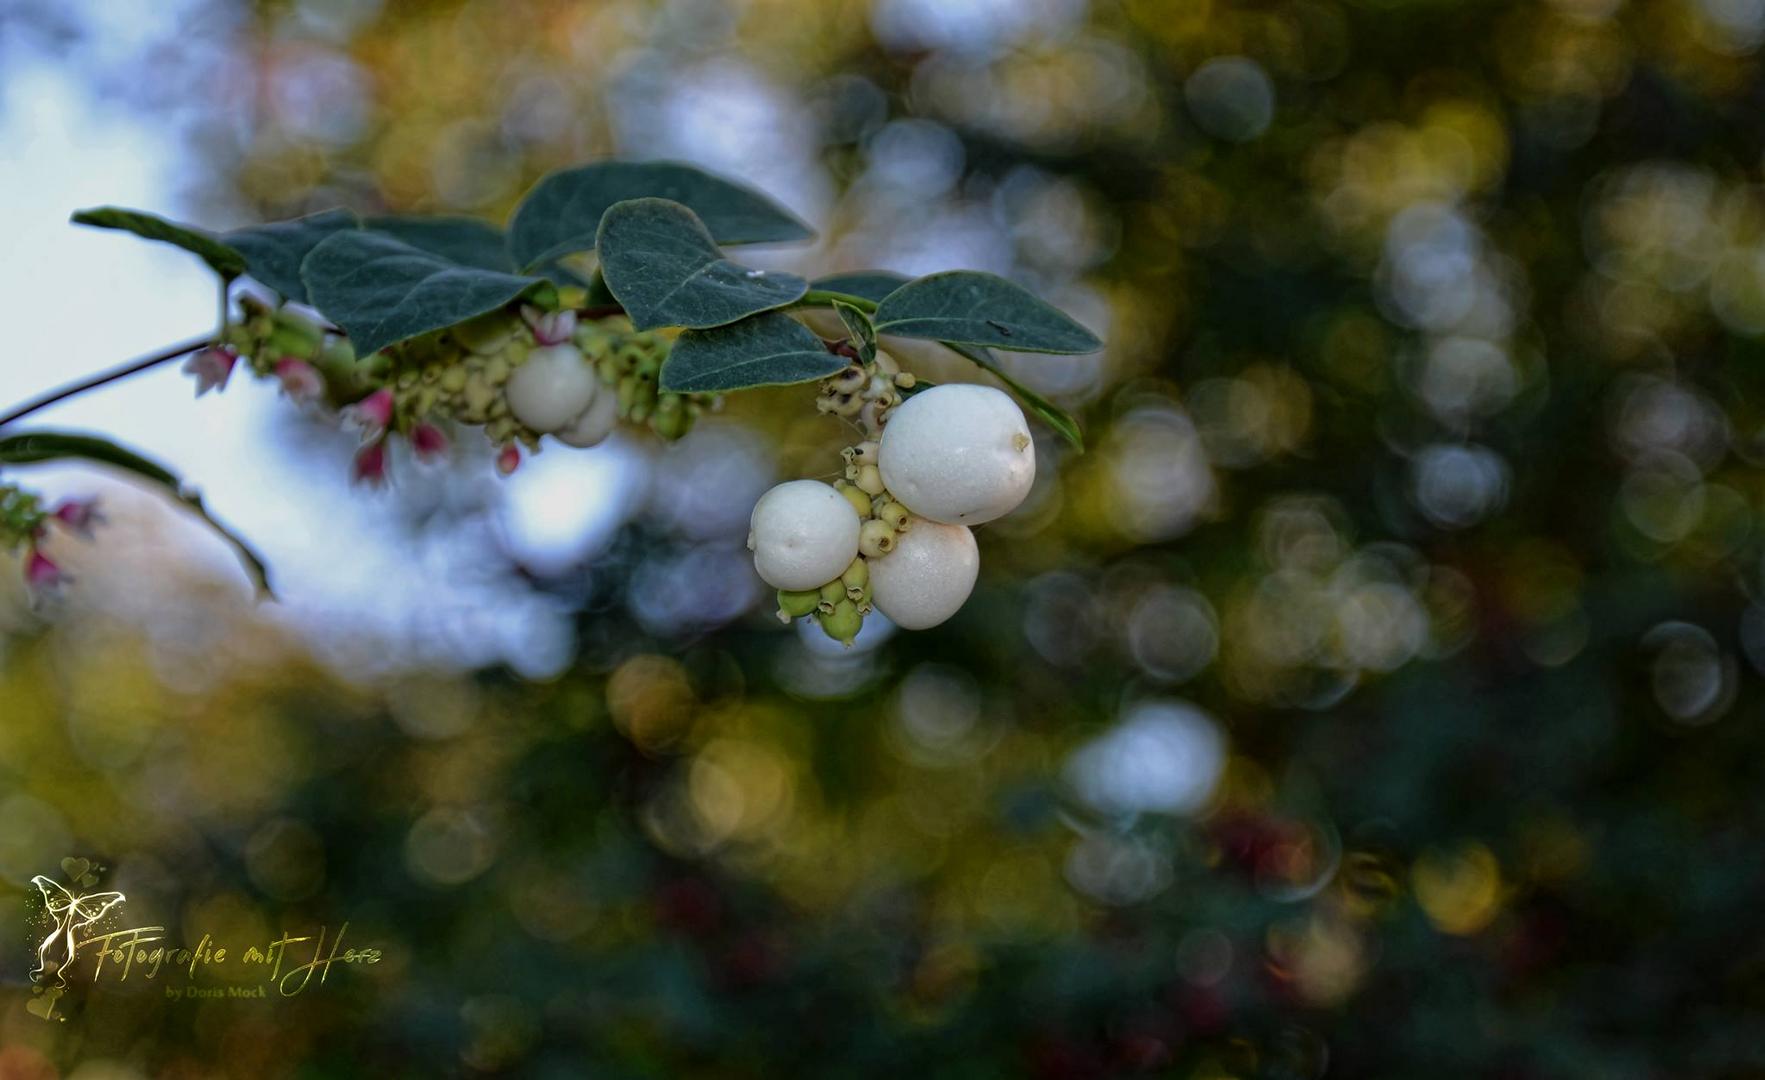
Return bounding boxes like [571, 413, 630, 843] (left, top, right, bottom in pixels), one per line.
[878, 384, 1034, 525]
[504, 344, 597, 433]
[748, 480, 863, 591]
[867, 517, 979, 630]
[553, 384, 620, 448]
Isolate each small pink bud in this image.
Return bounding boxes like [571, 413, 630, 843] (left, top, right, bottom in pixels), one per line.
[352, 439, 390, 487]
[496, 443, 521, 476]
[50, 498, 103, 540]
[274, 357, 324, 403]
[23, 549, 67, 593]
[344, 388, 395, 435]
[410, 422, 449, 461]
[522, 304, 578, 346]
[183, 345, 238, 396]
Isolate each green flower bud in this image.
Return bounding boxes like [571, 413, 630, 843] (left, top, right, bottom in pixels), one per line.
[271, 307, 324, 346]
[266, 325, 318, 361]
[817, 599, 864, 647]
[439, 366, 468, 394]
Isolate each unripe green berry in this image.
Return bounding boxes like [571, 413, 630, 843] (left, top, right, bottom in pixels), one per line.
[841, 556, 869, 593]
[835, 480, 873, 519]
[878, 501, 912, 531]
[854, 464, 886, 497]
[817, 598, 864, 647]
[776, 588, 821, 622]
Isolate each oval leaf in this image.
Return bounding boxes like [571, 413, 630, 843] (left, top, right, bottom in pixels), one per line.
[597, 199, 807, 331]
[71, 207, 247, 279]
[301, 231, 547, 357]
[0, 430, 273, 596]
[873, 271, 1102, 354]
[363, 215, 513, 272]
[811, 270, 910, 305]
[661, 313, 846, 393]
[222, 209, 360, 304]
[509, 160, 814, 270]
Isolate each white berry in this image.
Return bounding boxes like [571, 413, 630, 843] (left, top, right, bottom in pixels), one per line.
[749, 480, 863, 591]
[504, 344, 597, 433]
[867, 517, 979, 630]
[878, 384, 1034, 525]
[553, 384, 620, 448]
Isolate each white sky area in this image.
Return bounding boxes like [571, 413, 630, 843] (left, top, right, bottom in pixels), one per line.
[0, 56, 636, 679]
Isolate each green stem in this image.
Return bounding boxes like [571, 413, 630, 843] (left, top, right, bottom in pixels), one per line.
[795, 290, 879, 313]
[0, 335, 212, 429]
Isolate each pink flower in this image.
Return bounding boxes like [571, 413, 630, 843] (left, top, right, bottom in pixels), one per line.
[522, 305, 578, 346]
[352, 439, 390, 487]
[50, 498, 104, 540]
[495, 444, 522, 476]
[183, 345, 238, 396]
[410, 422, 449, 462]
[23, 549, 66, 593]
[274, 357, 324, 403]
[344, 388, 395, 436]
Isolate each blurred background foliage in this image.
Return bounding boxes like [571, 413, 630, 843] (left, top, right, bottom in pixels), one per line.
[5, 0, 1765, 1076]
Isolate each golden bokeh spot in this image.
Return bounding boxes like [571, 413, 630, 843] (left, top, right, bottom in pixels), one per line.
[1411, 842, 1504, 936]
[606, 654, 696, 752]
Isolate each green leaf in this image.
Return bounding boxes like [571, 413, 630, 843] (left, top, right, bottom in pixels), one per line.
[71, 207, 247, 279]
[222, 209, 360, 304]
[508, 160, 815, 270]
[810, 271, 910, 305]
[660, 313, 846, 393]
[943, 342, 1085, 452]
[362, 215, 513, 271]
[833, 300, 876, 364]
[873, 271, 1102, 354]
[0, 430, 274, 596]
[301, 231, 547, 357]
[597, 199, 807, 331]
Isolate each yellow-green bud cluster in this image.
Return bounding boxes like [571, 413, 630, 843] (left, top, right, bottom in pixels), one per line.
[222, 298, 717, 453]
[772, 438, 915, 647]
[0, 484, 47, 552]
[576, 318, 715, 442]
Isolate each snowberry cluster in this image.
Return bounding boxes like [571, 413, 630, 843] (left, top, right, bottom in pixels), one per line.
[201, 295, 712, 484]
[1, 482, 102, 599]
[750, 356, 1035, 645]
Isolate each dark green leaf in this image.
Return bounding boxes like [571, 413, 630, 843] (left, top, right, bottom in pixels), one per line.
[944, 342, 1085, 452]
[508, 160, 815, 270]
[597, 198, 807, 331]
[222, 209, 360, 304]
[301, 231, 547, 357]
[873, 271, 1102, 354]
[660, 313, 846, 393]
[71, 207, 247, 279]
[833, 300, 876, 363]
[811, 271, 910, 305]
[0, 430, 274, 596]
[363, 215, 512, 272]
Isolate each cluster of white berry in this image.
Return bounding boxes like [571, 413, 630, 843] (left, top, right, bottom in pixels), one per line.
[210, 299, 708, 482]
[750, 373, 1035, 645]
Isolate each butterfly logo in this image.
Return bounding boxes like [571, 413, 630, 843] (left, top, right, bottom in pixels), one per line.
[30, 870, 125, 988]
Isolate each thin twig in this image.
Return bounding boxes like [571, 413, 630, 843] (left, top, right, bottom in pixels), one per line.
[0, 335, 212, 429]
